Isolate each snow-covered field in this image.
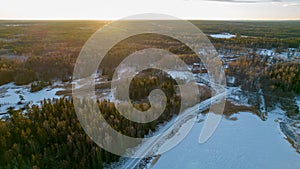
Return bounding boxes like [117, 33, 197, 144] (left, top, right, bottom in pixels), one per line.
[0, 83, 63, 118]
[209, 33, 236, 39]
[152, 112, 300, 169]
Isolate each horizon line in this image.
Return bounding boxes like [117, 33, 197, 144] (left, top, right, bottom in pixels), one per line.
[1, 17, 300, 21]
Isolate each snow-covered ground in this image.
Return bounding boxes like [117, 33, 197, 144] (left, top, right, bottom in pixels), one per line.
[226, 86, 251, 106]
[255, 48, 300, 61]
[0, 83, 63, 118]
[115, 64, 193, 82]
[287, 97, 300, 136]
[296, 97, 300, 113]
[276, 52, 289, 60]
[167, 70, 194, 82]
[2, 23, 30, 27]
[209, 33, 236, 39]
[152, 111, 300, 169]
[256, 49, 275, 57]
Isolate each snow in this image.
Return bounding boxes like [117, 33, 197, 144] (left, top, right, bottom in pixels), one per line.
[294, 123, 300, 128]
[167, 71, 194, 81]
[115, 65, 136, 79]
[295, 97, 300, 112]
[152, 112, 300, 169]
[226, 86, 250, 106]
[0, 83, 63, 117]
[276, 52, 289, 60]
[269, 106, 286, 116]
[157, 116, 197, 154]
[209, 33, 236, 39]
[258, 89, 266, 113]
[226, 76, 235, 84]
[3, 24, 30, 27]
[115, 64, 193, 83]
[256, 49, 275, 56]
[71, 73, 100, 89]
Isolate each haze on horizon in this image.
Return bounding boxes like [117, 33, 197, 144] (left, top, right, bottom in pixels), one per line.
[0, 0, 300, 20]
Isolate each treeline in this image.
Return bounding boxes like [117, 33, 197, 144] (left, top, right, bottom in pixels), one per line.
[1, 32, 202, 86]
[192, 20, 300, 39]
[226, 55, 268, 90]
[227, 55, 300, 116]
[100, 33, 200, 72]
[0, 21, 106, 57]
[227, 55, 300, 95]
[261, 62, 300, 94]
[195, 20, 300, 51]
[1, 21, 299, 87]
[260, 62, 300, 117]
[0, 55, 73, 86]
[212, 37, 299, 52]
[0, 21, 106, 86]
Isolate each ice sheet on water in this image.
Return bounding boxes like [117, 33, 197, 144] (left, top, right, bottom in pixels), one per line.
[153, 112, 300, 169]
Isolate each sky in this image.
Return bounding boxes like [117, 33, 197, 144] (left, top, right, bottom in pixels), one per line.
[0, 0, 300, 20]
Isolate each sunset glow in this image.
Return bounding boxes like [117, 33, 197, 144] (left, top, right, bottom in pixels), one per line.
[0, 0, 299, 20]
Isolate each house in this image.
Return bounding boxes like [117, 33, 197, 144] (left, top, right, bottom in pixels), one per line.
[192, 63, 207, 73]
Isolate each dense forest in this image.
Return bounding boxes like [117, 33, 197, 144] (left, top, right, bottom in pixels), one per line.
[0, 67, 208, 168]
[227, 55, 300, 116]
[0, 99, 114, 169]
[227, 56, 300, 93]
[0, 20, 299, 86]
